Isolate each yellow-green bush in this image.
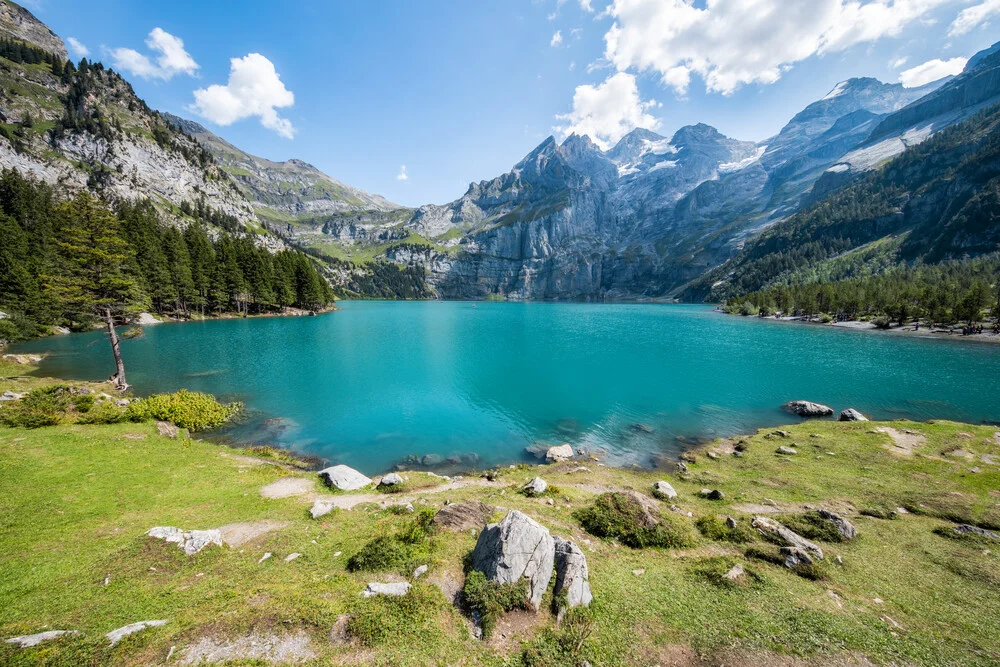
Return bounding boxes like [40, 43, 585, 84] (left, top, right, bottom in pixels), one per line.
[125, 389, 241, 431]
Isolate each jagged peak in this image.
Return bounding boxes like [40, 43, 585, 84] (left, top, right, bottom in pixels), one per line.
[966, 40, 1000, 71]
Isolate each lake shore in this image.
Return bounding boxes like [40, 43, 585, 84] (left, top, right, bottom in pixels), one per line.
[729, 310, 1000, 344]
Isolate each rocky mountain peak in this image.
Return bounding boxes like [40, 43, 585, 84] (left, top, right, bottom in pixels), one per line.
[0, 0, 66, 59]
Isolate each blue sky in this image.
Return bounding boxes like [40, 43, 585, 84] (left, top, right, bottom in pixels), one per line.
[24, 0, 1000, 207]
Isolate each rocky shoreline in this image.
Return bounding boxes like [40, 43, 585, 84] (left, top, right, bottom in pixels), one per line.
[731, 310, 1000, 344]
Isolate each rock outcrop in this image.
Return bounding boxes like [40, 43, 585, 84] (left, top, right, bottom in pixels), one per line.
[6, 630, 81, 648]
[378, 473, 404, 487]
[545, 444, 574, 463]
[147, 526, 222, 555]
[432, 500, 494, 532]
[362, 582, 411, 598]
[106, 620, 168, 646]
[751, 517, 824, 560]
[817, 509, 858, 540]
[839, 409, 868, 422]
[523, 477, 548, 496]
[470, 510, 555, 611]
[318, 465, 372, 491]
[783, 401, 835, 417]
[652, 481, 678, 500]
[553, 537, 593, 611]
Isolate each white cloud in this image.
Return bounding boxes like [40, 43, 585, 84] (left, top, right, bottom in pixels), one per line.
[396, 165, 408, 181]
[554, 72, 660, 149]
[110, 27, 198, 80]
[579, 0, 594, 11]
[899, 56, 967, 86]
[190, 53, 296, 139]
[890, 56, 909, 68]
[948, 0, 1000, 36]
[603, 0, 959, 95]
[551, 30, 563, 47]
[66, 37, 89, 58]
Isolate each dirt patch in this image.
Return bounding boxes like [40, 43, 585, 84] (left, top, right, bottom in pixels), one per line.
[486, 609, 548, 653]
[218, 520, 288, 547]
[122, 433, 147, 440]
[260, 477, 315, 499]
[307, 478, 499, 511]
[179, 630, 315, 664]
[639, 645, 878, 667]
[876, 427, 926, 456]
[427, 568, 464, 604]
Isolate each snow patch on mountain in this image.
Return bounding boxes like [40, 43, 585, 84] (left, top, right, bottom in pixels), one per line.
[718, 145, 767, 174]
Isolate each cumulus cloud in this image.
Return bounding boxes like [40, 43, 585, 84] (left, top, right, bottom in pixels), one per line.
[396, 165, 408, 181]
[899, 56, 967, 86]
[551, 30, 563, 47]
[554, 71, 660, 149]
[110, 27, 199, 80]
[948, 0, 1000, 36]
[890, 56, 909, 68]
[579, 0, 594, 11]
[190, 53, 296, 139]
[66, 37, 89, 58]
[603, 0, 958, 95]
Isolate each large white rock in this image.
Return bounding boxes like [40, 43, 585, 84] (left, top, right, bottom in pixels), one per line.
[523, 477, 548, 496]
[379, 473, 404, 487]
[470, 510, 555, 611]
[546, 444, 574, 463]
[751, 517, 824, 560]
[652, 481, 677, 500]
[6, 631, 81, 648]
[147, 526, 222, 555]
[553, 537, 593, 610]
[318, 465, 372, 491]
[839, 408, 868, 422]
[783, 401, 834, 417]
[362, 582, 411, 598]
[105, 620, 167, 645]
[310, 498, 337, 519]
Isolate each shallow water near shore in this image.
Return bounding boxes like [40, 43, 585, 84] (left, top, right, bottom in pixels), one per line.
[11, 302, 1000, 474]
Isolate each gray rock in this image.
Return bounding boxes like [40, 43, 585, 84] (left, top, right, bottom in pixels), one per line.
[310, 499, 336, 519]
[413, 564, 428, 579]
[951, 524, 1000, 541]
[817, 509, 858, 540]
[432, 500, 494, 532]
[6, 631, 81, 648]
[776, 445, 798, 455]
[553, 537, 593, 610]
[839, 408, 868, 422]
[470, 510, 555, 611]
[699, 488, 725, 500]
[752, 517, 824, 560]
[781, 546, 814, 568]
[420, 454, 442, 466]
[318, 465, 372, 491]
[725, 516, 738, 529]
[722, 564, 745, 581]
[652, 481, 677, 500]
[783, 401, 834, 417]
[0, 390, 24, 401]
[545, 444, 574, 463]
[147, 526, 222, 555]
[362, 582, 411, 598]
[156, 421, 179, 438]
[523, 477, 548, 496]
[379, 473, 404, 487]
[106, 620, 167, 645]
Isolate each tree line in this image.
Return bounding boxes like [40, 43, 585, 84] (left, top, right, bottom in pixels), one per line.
[0, 169, 334, 346]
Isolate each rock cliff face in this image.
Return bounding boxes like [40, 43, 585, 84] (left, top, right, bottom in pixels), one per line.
[0, 1, 66, 59]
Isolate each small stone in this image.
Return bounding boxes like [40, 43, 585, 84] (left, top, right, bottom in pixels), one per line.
[722, 564, 745, 581]
[6, 631, 81, 648]
[379, 473, 404, 487]
[155, 421, 179, 438]
[147, 526, 222, 555]
[781, 546, 814, 567]
[632, 569, 646, 576]
[362, 582, 411, 598]
[818, 509, 857, 540]
[310, 499, 336, 519]
[706, 451, 720, 460]
[413, 565, 428, 579]
[772, 430, 791, 438]
[699, 489, 725, 500]
[284, 552, 301, 562]
[258, 552, 272, 563]
[725, 516, 738, 529]
[652, 481, 677, 500]
[333, 551, 342, 557]
[835, 555, 843, 565]
[776, 446, 798, 455]
[839, 408, 868, 422]
[951, 524, 1000, 541]
[546, 498, 555, 506]
[523, 477, 548, 496]
[553, 537, 593, 610]
[106, 620, 168, 645]
[545, 444, 575, 463]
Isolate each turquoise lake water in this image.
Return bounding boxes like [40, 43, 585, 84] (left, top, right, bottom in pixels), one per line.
[12, 302, 1000, 474]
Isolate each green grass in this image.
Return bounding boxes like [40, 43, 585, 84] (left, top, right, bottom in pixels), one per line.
[0, 416, 999, 664]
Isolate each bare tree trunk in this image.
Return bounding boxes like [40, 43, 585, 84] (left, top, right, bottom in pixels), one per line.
[104, 307, 128, 392]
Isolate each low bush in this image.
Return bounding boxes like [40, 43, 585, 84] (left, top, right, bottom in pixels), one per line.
[76, 402, 130, 425]
[346, 509, 436, 573]
[516, 607, 595, 666]
[347, 584, 443, 647]
[872, 315, 892, 329]
[773, 511, 845, 543]
[0, 386, 72, 428]
[0, 312, 40, 344]
[860, 506, 898, 520]
[574, 492, 698, 549]
[695, 516, 757, 543]
[461, 570, 528, 639]
[125, 389, 241, 431]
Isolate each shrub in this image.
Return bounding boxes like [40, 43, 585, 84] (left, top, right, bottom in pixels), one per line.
[692, 556, 766, 589]
[872, 315, 892, 329]
[574, 492, 698, 549]
[517, 608, 595, 666]
[738, 300, 759, 316]
[773, 511, 845, 543]
[0, 386, 71, 428]
[346, 509, 436, 572]
[76, 402, 129, 425]
[696, 516, 757, 544]
[461, 570, 528, 639]
[125, 389, 241, 431]
[347, 584, 442, 647]
[860, 506, 898, 520]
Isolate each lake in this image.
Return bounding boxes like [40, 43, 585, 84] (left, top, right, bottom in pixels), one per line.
[11, 302, 1000, 474]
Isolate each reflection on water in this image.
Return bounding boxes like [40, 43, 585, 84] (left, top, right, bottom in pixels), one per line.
[11, 302, 1000, 475]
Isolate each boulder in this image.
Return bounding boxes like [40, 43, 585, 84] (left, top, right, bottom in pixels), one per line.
[817, 509, 858, 540]
[2, 353, 42, 365]
[470, 510, 555, 611]
[652, 481, 677, 500]
[0, 390, 24, 401]
[432, 500, 494, 532]
[6, 631, 81, 648]
[310, 499, 336, 519]
[781, 546, 814, 567]
[839, 408, 868, 422]
[751, 517, 824, 560]
[156, 421, 179, 438]
[379, 473, 404, 487]
[776, 446, 798, 455]
[362, 582, 411, 598]
[951, 524, 1000, 541]
[147, 526, 222, 555]
[106, 620, 168, 645]
[699, 489, 725, 501]
[523, 477, 548, 496]
[318, 465, 372, 491]
[545, 444, 574, 463]
[553, 537, 593, 610]
[413, 564, 428, 579]
[782, 401, 834, 417]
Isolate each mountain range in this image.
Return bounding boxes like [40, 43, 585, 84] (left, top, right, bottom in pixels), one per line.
[0, 0, 998, 301]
